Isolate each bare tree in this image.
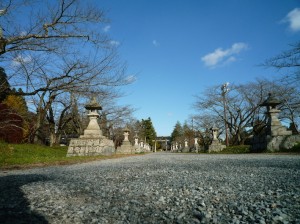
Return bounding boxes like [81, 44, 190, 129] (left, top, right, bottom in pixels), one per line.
[263, 42, 300, 84]
[193, 79, 298, 145]
[0, 0, 109, 56]
[0, 0, 136, 145]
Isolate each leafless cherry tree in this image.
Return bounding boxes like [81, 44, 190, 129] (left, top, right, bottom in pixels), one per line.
[0, 0, 135, 145]
[193, 79, 299, 145]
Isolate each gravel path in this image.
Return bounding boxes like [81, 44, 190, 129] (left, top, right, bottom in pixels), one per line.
[0, 153, 300, 224]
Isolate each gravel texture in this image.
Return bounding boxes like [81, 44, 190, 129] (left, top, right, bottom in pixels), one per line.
[1, 153, 300, 224]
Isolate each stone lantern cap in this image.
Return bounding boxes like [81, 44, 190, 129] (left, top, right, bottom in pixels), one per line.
[123, 127, 130, 133]
[85, 97, 102, 110]
[211, 126, 219, 131]
[260, 93, 281, 108]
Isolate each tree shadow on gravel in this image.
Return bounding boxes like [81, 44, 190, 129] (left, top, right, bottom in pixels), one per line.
[0, 174, 50, 224]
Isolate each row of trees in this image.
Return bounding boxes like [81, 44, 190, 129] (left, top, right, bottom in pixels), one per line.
[0, 0, 136, 145]
[170, 42, 300, 147]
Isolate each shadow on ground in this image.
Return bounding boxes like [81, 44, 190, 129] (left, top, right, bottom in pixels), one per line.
[0, 174, 49, 224]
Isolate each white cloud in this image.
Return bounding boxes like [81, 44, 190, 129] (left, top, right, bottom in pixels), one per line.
[110, 40, 120, 46]
[152, 40, 159, 47]
[224, 56, 237, 65]
[103, 25, 111, 32]
[283, 8, 300, 32]
[201, 42, 248, 68]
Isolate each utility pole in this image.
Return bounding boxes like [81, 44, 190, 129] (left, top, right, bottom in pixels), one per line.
[221, 82, 230, 147]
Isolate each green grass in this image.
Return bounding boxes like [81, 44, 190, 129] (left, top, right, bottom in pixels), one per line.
[0, 141, 139, 170]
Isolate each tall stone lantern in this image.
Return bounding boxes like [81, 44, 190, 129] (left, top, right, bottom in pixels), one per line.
[67, 97, 115, 157]
[116, 127, 134, 154]
[208, 126, 226, 153]
[134, 133, 139, 146]
[82, 97, 103, 138]
[260, 93, 291, 137]
[250, 92, 300, 152]
[122, 127, 131, 144]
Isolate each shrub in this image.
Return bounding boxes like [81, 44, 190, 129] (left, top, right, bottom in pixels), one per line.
[217, 145, 251, 154]
[279, 142, 300, 153]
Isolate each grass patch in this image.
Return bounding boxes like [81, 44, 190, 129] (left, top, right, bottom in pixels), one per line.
[0, 142, 141, 170]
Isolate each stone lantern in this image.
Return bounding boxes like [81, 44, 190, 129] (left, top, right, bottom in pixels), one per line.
[82, 97, 103, 138]
[67, 97, 115, 157]
[123, 127, 130, 142]
[260, 93, 291, 136]
[116, 126, 134, 154]
[208, 126, 226, 153]
[134, 133, 139, 146]
[260, 92, 280, 111]
[211, 127, 219, 142]
[182, 139, 189, 153]
[250, 93, 300, 152]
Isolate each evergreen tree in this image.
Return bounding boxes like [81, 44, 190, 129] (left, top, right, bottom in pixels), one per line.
[183, 121, 194, 146]
[141, 117, 157, 146]
[0, 67, 11, 102]
[171, 121, 183, 143]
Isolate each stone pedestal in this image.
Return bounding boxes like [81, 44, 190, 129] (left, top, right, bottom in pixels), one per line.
[67, 98, 115, 157]
[67, 138, 115, 156]
[116, 141, 134, 154]
[268, 109, 292, 136]
[208, 140, 226, 153]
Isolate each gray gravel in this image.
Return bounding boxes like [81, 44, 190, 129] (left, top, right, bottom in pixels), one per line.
[1, 153, 300, 223]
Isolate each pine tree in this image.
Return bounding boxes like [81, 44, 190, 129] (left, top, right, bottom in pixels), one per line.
[0, 67, 11, 102]
[171, 121, 183, 143]
[141, 117, 157, 146]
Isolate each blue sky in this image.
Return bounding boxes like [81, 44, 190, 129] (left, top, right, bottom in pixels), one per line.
[99, 0, 300, 136]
